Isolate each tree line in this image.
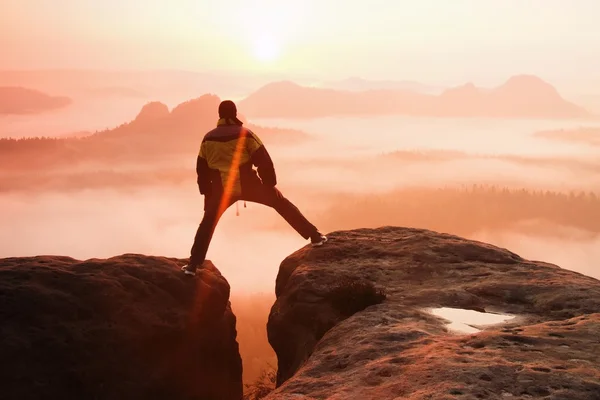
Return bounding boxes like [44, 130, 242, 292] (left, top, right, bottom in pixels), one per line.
[318, 184, 600, 237]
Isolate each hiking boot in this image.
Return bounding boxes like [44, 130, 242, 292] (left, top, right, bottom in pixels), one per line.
[310, 232, 328, 247]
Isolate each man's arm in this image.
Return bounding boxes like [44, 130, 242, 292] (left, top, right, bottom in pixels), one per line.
[246, 129, 277, 187]
[196, 142, 211, 195]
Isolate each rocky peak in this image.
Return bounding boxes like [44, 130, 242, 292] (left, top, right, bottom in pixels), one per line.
[0, 255, 243, 400]
[266, 227, 600, 399]
[133, 101, 170, 123]
[500, 74, 558, 94]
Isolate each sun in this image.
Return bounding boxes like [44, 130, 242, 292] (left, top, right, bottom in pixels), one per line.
[252, 35, 281, 63]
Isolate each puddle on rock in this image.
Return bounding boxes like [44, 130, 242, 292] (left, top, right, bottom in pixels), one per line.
[429, 307, 516, 334]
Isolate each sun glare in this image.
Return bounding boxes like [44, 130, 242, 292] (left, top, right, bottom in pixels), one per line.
[252, 36, 280, 63]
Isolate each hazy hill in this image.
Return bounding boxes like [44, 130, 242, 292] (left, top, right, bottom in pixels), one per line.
[239, 75, 590, 119]
[321, 77, 442, 94]
[435, 75, 588, 118]
[238, 81, 428, 118]
[0, 87, 72, 115]
[0, 94, 309, 171]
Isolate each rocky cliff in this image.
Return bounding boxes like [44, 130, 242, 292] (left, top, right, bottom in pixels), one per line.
[266, 227, 600, 399]
[0, 255, 243, 400]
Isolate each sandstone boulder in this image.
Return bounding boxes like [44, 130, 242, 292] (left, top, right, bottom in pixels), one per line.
[0, 255, 242, 400]
[266, 227, 600, 399]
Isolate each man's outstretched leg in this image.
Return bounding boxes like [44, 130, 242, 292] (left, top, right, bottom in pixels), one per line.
[183, 195, 234, 276]
[242, 185, 327, 246]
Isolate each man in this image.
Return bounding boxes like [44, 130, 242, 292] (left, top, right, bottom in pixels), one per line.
[182, 100, 327, 276]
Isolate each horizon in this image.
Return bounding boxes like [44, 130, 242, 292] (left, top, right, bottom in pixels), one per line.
[0, 68, 589, 90]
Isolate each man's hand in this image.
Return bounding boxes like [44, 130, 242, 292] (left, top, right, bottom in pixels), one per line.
[196, 154, 211, 196]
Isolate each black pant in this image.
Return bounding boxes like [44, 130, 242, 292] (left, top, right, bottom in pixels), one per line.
[189, 184, 318, 267]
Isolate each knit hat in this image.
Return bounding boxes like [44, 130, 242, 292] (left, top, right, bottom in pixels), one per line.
[218, 100, 238, 119]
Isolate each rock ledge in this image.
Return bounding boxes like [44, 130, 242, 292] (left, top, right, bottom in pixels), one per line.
[0, 254, 243, 400]
[266, 227, 600, 399]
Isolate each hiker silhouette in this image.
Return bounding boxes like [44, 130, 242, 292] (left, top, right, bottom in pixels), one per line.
[182, 100, 327, 276]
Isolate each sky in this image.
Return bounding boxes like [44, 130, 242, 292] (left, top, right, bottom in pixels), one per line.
[1, 0, 600, 86]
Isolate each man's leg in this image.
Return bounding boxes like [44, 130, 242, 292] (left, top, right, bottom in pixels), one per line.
[184, 194, 235, 275]
[242, 184, 325, 243]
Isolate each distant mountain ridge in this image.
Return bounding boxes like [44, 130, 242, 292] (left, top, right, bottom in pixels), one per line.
[0, 94, 309, 172]
[239, 75, 590, 119]
[0, 87, 72, 115]
[320, 77, 442, 94]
